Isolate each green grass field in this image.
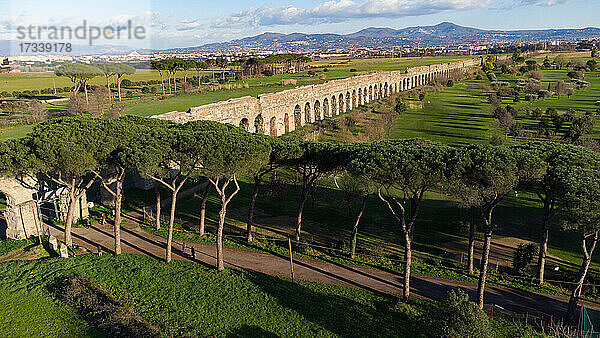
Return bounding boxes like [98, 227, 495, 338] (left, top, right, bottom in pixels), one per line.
[0, 254, 426, 337]
[389, 65, 600, 146]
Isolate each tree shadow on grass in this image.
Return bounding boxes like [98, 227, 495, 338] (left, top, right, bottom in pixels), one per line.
[226, 325, 279, 338]
[246, 272, 419, 337]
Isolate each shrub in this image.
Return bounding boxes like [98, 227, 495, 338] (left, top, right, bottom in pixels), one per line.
[528, 71, 544, 81]
[567, 71, 580, 79]
[394, 99, 408, 115]
[525, 94, 538, 103]
[349, 68, 357, 73]
[424, 289, 493, 338]
[513, 243, 538, 274]
[51, 276, 160, 337]
[538, 90, 551, 99]
[446, 79, 454, 87]
[485, 72, 497, 82]
[490, 134, 504, 146]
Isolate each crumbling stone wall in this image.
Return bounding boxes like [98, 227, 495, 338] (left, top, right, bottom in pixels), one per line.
[152, 58, 483, 136]
[0, 176, 47, 240]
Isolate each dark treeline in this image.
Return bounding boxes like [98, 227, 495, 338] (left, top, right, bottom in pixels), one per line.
[2, 116, 599, 321]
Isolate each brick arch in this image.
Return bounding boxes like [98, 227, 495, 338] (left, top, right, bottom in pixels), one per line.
[331, 95, 337, 116]
[323, 98, 330, 118]
[239, 118, 249, 131]
[304, 102, 312, 124]
[293, 104, 302, 128]
[254, 114, 265, 134]
[314, 100, 321, 121]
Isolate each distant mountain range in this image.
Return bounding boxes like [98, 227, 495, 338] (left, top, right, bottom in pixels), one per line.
[3, 22, 600, 56]
[172, 22, 600, 53]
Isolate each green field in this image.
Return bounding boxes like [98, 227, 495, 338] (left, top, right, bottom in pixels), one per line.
[0, 69, 214, 93]
[0, 254, 428, 337]
[388, 64, 600, 146]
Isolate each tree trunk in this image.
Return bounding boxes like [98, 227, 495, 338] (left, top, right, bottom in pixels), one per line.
[477, 227, 493, 309]
[217, 204, 226, 271]
[168, 75, 172, 95]
[537, 216, 550, 285]
[567, 254, 592, 323]
[84, 83, 89, 105]
[468, 207, 476, 275]
[403, 234, 412, 301]
[64, 182, 77, 247]
[199, 184, 209, 236]
[117, 77, 122, 102]
[113, 176, 124, 255]
[247, 178, 260, 243]
[166, 189, 178, 263]
[106, 77, 112, 103]
[350, 195, 368, 259]
[154, 184, 161, 230]
[566, 233, 598, 322]
[295, 187, 309, 243]
[159, 72, 165, 96]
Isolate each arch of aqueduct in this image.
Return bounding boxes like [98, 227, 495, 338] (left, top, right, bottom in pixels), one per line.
[152, 58, 482, 136]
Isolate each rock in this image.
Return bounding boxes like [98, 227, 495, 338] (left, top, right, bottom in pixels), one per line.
[48, 235, 58, 251]
[59, 243, 69, 258]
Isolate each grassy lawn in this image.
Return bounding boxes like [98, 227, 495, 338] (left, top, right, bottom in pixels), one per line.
[0, 69, 214, 92]
[389, 81, 498, 146]
[0, 254, 430, 337]
[0, 289, 97, 337]
[0, 238, 37, 258]
[389, 66, 600, 146]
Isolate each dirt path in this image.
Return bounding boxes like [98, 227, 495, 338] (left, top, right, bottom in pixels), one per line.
[45, 186, 599, 319]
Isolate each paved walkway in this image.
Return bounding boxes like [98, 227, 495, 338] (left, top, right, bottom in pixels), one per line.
[46, 187, 600, 319]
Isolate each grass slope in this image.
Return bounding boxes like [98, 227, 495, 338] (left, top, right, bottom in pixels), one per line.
[0, 254, 422, 337]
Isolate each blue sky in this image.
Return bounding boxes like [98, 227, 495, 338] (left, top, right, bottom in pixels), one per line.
[1, 0, 599, 49]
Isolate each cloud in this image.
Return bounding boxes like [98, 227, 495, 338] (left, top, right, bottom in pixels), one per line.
[212, 0, 492, 29]
[176, 19, 204, 31]
[211, 0, 583, 30]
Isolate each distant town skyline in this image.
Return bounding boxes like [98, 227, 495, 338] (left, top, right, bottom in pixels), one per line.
[1, 0, 599, 50]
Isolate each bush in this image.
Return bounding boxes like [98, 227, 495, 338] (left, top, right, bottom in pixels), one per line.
[394, 100, 408, 115]
[528, 71, 544, 81]
[51, 276, 160, 337]
[513, 243, 538, 274]
[567, 71, 580, 79]
[424, 289, 493, 338]
[446, 79, 454, 87]
[490, 134, 504, 146]
[485, 72, 497, 82]
[349, 68, 357, 73]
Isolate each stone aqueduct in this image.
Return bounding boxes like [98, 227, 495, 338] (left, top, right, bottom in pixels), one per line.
[152, 57, 482, 135]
